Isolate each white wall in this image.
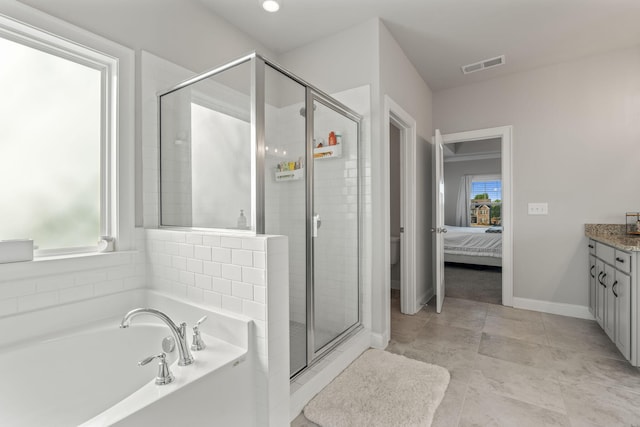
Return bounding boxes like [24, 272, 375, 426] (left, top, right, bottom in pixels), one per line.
[444, 158, 501, 226]
[434, 46, 640, 307]
[378, 21, 434, 324]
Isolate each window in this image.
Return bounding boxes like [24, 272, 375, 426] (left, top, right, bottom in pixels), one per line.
[470, 175, 502, 226]
[0, 17, 118, 255]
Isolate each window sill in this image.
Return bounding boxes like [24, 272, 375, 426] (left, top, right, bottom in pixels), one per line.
[0, 250, 140, 282]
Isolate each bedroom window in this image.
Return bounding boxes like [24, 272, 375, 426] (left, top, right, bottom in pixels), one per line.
[470, 175, 502, 227]
[0, 17, 117, 255]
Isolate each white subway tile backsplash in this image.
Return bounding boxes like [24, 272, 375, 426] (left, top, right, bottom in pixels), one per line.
[36, 274, 75, 293]
[232, 249, 253, 267]
[187, 258, 203, 274]
[157, 253, 172, 267]
[222, 264, 242, 281]
[179, 243, 194, 258]
[187, 286, 204, 302]
[179, 271, 195, 286]
[254, 286, 266, 304]
[220, 236, 242, 249]
[212, 277, 232, 295]
[243, 299, 265, 321]
[202, 234, 221, 247]
[242, 267, 265, 286]
[59, 284, 94, 304]
[165, 242, 180, 255]
[0, 280, 36, 299]
[203, 261, 221, 277]
[18, 290, 59, 312]
[253, 252, 266, 269]
[242, 238, 265, 251]
[194, 245, 212, 261]
[172, 256, 187, 271]
[195, 274, 212, 290]
[221, 295, 242, 313]
[94, 279, 124, 296]
[0, 298, 17, 317]
[107, 266, 135, 281]
[232, 281, 253, 300]
[203, 290, 222, 308]
[76, 271, 108, 286]
[185, 233, 203, 245]
[212, 247, 231, 263]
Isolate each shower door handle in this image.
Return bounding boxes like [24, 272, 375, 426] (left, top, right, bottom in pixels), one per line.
[313, 214, 321, 237]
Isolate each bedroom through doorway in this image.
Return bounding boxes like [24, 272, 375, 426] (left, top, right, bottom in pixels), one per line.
[442, 137, 503, 305]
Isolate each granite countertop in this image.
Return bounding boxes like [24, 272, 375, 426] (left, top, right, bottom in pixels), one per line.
[585, 224, 640, 252]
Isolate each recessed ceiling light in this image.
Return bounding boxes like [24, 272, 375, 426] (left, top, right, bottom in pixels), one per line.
[262, 0, 280, 12]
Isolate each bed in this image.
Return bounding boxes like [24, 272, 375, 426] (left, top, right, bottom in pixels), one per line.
[443, 225, 502, 267]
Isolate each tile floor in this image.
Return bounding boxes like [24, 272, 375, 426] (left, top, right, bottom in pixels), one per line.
[292, 291, 640, 426]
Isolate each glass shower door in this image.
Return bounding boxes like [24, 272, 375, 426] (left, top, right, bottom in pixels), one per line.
[311, 96, 360, 354]
[263, 65, 307, 377]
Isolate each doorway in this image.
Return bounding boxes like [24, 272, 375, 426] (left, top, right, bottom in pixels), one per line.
[433, 126, 513, 313]
[382, 95, 421, 346]
[442, 142, 503, 305]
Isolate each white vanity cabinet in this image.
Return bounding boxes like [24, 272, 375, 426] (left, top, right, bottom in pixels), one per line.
[588, 238, 636, 363]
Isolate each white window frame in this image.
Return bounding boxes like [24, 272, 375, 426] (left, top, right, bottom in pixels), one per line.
[0, 3, 135, 258]
[470, 174, 502, 226]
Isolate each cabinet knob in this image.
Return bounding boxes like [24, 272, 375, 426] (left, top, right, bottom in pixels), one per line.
[612, 280, 619, 298]
[616, 257, 625, 264]
[590, 265, 595, 278]
[588, 244, 594, 249]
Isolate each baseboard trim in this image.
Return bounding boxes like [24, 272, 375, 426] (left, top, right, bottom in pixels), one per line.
[370, 332, 387, 349]
[512, 297, 594, 320]
[420, 286, 434, 307]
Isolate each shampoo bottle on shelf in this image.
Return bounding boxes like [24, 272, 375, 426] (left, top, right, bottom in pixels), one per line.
[328, 131, 337, 146]
[237, 209, 247, 229]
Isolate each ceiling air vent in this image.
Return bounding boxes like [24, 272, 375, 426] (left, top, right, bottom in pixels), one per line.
[461, 55, 505, 75]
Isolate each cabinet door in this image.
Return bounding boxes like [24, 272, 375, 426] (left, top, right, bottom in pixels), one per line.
[595, 259, 606, 327]
[589, 255, 596, 315]
[604, 263, 616, 340]
[614, 271, 631, 360]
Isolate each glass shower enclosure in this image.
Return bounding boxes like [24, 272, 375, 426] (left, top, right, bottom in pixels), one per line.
[158, 53, 362, 378]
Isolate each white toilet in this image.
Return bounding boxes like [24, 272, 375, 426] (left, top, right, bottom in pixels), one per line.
[390, 236, 400, 266]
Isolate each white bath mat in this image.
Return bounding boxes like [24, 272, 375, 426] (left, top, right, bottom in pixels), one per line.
[304, 349, 450, 427]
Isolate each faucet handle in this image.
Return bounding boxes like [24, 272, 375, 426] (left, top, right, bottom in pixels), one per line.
[138, 352, 174, 385]
[191, 315, 208, 351]
[194, 315, 207, 330]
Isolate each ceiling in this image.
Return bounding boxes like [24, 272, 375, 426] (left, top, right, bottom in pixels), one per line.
[198, 0, 640, 91]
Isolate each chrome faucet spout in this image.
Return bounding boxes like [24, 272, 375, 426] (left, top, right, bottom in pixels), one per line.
[120, 308, 194, 366]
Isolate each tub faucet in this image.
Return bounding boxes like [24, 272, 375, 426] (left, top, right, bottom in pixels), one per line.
[120, 308, 194, 366]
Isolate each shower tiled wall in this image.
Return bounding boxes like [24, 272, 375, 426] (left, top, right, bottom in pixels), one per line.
[144, 228, 289, 427]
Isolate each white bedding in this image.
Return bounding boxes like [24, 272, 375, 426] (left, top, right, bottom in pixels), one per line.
[444, 225, 502, 258]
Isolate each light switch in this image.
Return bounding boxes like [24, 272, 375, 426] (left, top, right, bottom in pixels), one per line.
[528, 203, 548, 215]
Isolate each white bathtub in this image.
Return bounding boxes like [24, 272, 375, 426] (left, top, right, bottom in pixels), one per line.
[0, 290, 255, 427]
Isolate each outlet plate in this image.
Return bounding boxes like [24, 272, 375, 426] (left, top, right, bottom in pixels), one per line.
[528, 203, 548, 215]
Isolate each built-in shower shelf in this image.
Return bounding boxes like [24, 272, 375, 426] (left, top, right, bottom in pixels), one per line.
[314, 144, 342, 159]
[275, 168, 304, 182]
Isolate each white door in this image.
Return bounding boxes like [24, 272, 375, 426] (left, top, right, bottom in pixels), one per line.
[433, 129, 446, 313]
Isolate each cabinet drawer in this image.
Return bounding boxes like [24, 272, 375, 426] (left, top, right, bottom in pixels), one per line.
[596, 242, 615, 265]
[588, 239, 596, 255]
[614, 250, 632, 274]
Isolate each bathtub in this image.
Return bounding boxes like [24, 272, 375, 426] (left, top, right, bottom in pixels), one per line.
[0, 290, 255, 427]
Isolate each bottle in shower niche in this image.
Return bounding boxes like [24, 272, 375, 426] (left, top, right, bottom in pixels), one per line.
[237, 209, 247, 229]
